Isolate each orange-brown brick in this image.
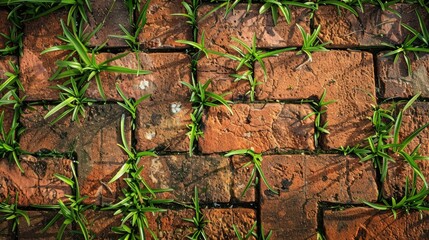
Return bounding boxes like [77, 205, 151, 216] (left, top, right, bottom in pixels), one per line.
[199, 103, 315, 153]
[260, 154, 378, 239]
[255, 50, 375, 149]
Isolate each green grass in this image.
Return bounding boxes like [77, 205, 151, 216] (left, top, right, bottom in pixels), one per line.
[183, 187, 209, 240]
[233, 221, 273, 240]
[0, 194, 30, 232]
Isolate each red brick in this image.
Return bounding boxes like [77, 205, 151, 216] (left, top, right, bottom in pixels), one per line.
[0, 10, 11, 50]
[260, 155, 378, 239]
[198, 4, 310, 52]
[231, 155, 256, 202]
[147, 208, 256, 239]
[197, 55, 250, 101]
[199, 103, 315, 154]
[255, 50, 375, 149]
[19, 211, 72, 239]
[0, 156, 72, 206]
[314, 4, 429, 47]
[135, 102, 192, 152]
[85, 0, 130, 47]
[85, 210, 122, 239]
[20, 10, 68, 101]
[19, 105, 131, 205]
[0, 105, 14, 133]
[377, 52, 429, 98]
[324, 207, 429, 239]
[139, 154, 255, 203]
[87, 52, 191, 102]
[139, 0, 192, 49]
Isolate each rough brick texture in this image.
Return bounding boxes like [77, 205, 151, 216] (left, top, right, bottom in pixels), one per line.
[19, 211, 72, 239]
[0, 220, 12, 240]
[198, 4, 310, 52]
[86, 0, 130, 47]
[0, 10, 11, 50]
[87, 52, 191, 101]
[255, 50, 375, 149]
[85, 210, 122, 239]
[0, 156, 71, 206]
[200, 103, 315, 153]
[378, 53, 429, 98]
[314, 4, 429, 47]
[324, 207, 429, 239]
[260, 154, 378, 239]
[20, 10, 68, 100]
[139, 0, 192, 49]
[19, 105, 131, 205]
[148, 208, 256, 239]
[136, 102, 192, 152]
[139, 154, 255, 203]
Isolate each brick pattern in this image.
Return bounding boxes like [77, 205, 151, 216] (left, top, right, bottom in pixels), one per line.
[0, 9, 11, 50]
[0, 1, 429, 239]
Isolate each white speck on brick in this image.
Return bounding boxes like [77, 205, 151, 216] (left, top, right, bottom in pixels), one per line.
[171, 102, 182, 114]
[244, 132, 252, 138]
[145, 131, 156, 140]
[139, 80, 150, 90]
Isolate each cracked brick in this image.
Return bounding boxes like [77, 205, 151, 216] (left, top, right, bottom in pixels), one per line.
[260, 154, 378, 239]
[199, 103, 315, 153]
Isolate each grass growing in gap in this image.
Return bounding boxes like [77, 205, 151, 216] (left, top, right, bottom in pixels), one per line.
[35, 162, 93, 240]
[296, 24, 331, 62]
[173, 0, 201, 41]
[233, 221, 273, 240]
[0, 111, 27, 173]
[363, 172, 429, 219]
[217, 34, 295, 102]
[225, 149, 278, 198]
[103, 114, 173, 240]
[302, 89, 336, 148]
[182, 77, 232, 156]
[0, 194, 30, 232]
[183, 187, 209, 240]
[116, 84, 150, 130]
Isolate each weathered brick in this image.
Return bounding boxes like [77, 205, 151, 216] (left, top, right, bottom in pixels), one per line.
[0, 156, 72, 206]
[19, 105, 131, 205]
[383, 102, 429, 198]
[255, 50, 375, 149]
[260, 155, 378, 239]
[231, 155, 256, 202]
[324, 207, 429, 239]
[139, 154, 255, 203]
[85, 0, 130, 47]
[87, 52, 191, 102]
[139, 0, 192, 49]
[135, 102, 192, 152]
[19, 211, 72, 239]
[0, 10, 11, 50]
[198, 4, 310, 52]
[85, 210, 122, 239]
[377, 52, 429, 98]
[314, 4, 429, 47]
[200, 103, 315, 154]
[0, 220, 12, 240]
[197, 55, 250, 101]
[20, 10, 68, 101]
[147, 208, 256, 239]
[0, 55, 17, 94]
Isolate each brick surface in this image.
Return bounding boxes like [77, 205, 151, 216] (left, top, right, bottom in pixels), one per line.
[377, 52, 429, 98]
[314, 4, 429, 47]
[199, 103, 315, 154]
[197, 55, 250, 101]
[135, 101, 192, 152]
[0, 55, 18, 94]
[255, 50, 375, 149]
[19, 105, 131, 205]
[139, 0, 192, 49]
[148, 208, 256, 239]
[324, 207, 429, 240]
[20, 10, 68, 100]
[87, 52, 191, 101]
[85, 210, 122, 239]
[0, 156, 71, 206]
[198, 4, 310, 52]
[0, 9, 11, 50]
[19, 211, 72, 239]
[260, 154, 378, 239]
[139, 154, 255, 203]
[85, 0, 130, 47]
[0, 220, 12, 240]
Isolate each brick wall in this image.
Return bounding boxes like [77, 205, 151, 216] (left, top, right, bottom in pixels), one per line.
[1, 1, 429, 239]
